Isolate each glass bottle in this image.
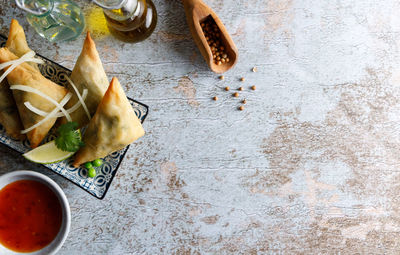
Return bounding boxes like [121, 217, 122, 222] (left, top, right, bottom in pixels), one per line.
[93, 0, 157, 43]
[15, 0, 85, 43]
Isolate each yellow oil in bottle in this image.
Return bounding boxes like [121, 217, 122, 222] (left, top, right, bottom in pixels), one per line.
[103, 0, 157, 43]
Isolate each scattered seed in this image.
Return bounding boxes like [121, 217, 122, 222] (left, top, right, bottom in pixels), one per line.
[233, 92, 239, 97]
[242, 99, 247, 104]
[238, 87, 243, 91]
[213, 96, 218, 101]
[219, 75, 224, 80]
[240, 77, 245, 82]
[239, 105, 244, 111]
[251, 85, 256, 90]
[252, 67, 257, 72]
[225, 86, 230, 91]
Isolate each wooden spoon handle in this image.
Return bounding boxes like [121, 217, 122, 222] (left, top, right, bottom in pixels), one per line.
[182, 0, 209, 16]
[182, 0, 203, 7]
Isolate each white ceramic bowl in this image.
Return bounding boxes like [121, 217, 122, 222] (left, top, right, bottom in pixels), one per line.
[0, 170, 71, 255]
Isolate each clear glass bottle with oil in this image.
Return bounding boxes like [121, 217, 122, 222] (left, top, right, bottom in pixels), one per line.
[93, 0, 157, 43]
[16, 0, 85, 43]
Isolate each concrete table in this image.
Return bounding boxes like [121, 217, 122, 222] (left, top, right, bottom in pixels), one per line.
[1, 0, 400, 253]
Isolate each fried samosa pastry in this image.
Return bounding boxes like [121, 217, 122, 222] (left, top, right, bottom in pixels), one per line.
[61, 31, 108, 127]
[6, 19, 38, 70]
[73, 77, 144, 167]
[0, 48, 68, 148]
[0, 19, 37, 140]
[0, 79, 25, 140]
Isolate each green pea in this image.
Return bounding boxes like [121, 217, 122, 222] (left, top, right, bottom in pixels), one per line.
[88, 167, 96, 178]
[84, 162, 93, 169]
[92, 159, 103, 167]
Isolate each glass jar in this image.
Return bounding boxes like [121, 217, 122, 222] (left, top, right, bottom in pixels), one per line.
[16, 0, 85, 43]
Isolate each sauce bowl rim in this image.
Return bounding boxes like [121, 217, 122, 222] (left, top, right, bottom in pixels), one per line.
[0, 170, 71, 255]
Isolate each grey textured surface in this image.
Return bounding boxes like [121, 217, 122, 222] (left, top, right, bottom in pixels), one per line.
[2, 0, 400, 254]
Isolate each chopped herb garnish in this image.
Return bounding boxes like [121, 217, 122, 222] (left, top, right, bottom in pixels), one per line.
[55, 122, 84, 152]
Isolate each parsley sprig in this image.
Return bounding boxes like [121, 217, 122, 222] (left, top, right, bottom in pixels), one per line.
[55, 122, 84, 152]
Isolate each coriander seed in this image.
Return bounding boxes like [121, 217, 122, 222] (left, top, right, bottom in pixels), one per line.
[240, 77, 245, 82]
[219, 75, 224, 80]
[225, 86, 230, 91]
[233, 92, 239, 97]
[239, 106, 244, 111]
[252, 67, 257, 72]
[213, 96, 218, 101]
[238, 87, 243, 91]
[251, 85, 256, 90]
[200, 16, 230, 66]
[242, 99, 247, 104]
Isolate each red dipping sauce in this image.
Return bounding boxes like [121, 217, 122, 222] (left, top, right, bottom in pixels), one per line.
[0, 180, 62, 253]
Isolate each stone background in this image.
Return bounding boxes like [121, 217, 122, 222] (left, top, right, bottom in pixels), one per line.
[2, 0, 400, 254]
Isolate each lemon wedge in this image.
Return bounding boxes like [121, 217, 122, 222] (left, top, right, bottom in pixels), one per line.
[23, 140, 75, 164]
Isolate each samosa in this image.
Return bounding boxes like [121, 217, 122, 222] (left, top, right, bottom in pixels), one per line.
[73, 77, 144, 167]
[6, 19, 39, 70]
[0, 79, 25, 140]
[61, 31, 109, 127]
[0, 48, 68, 148]
[0, 19, 36, 140]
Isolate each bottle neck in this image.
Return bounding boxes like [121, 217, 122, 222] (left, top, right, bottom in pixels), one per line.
[15, 0, 54, 16]
[92, 0, 128, 10]
[103, 0, 140, 22]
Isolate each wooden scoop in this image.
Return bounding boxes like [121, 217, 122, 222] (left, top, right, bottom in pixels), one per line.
[183, 0, 238, 73]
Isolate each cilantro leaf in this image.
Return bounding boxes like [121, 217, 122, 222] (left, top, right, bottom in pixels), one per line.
[55, 122, 84, 152]
[57, 121, 78, 135]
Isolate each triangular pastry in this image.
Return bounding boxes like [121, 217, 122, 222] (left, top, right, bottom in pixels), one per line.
[0, 48, 68, 148]
[73, 77, 144, 166]
[61, 31, 108, 127]
[0, 19, 37, 140]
